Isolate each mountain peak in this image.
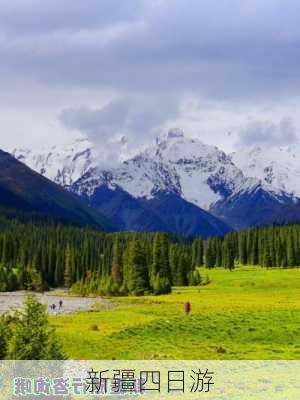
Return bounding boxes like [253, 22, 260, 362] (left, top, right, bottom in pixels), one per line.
[155, 128, 185, 145]
[167, 128, 185, 139]
[232, 143, 300, 198]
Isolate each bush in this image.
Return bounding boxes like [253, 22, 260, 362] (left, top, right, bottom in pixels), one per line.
[70, 280, 85, 296]
[202, 274, 211, 286]
[0, 317, 10, 359]
[216, 346, 227, 354]
[188, 270, 202, 286]
[24, 267, 48, 292]
[71, 275, 122, 297]
[89, 324, 99, 331]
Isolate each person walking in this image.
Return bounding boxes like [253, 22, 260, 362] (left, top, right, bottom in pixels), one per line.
[184, 301, 191, 316]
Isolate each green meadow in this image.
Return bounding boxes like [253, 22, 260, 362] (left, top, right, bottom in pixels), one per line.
[51, 267, 300, 360]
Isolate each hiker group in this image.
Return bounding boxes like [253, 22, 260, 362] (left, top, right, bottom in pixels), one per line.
[50, 300, 63, 312]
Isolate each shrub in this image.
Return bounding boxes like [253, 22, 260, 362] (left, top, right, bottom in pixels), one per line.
[89, 324, 99, 331]
[216, 346, 227, 354]
[188, 270, 202, 286]
[0, 316, 11, 359]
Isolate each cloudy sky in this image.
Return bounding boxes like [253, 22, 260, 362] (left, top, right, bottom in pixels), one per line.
[1, 0, 300, 160]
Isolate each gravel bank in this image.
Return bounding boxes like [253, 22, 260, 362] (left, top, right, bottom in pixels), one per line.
[0, 291, 110, 315]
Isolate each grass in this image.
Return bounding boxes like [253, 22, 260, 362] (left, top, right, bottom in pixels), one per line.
[50, 266, 300, 359]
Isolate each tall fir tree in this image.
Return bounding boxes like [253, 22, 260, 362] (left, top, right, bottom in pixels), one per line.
[111, 236, 122, 286]
[127, 240, 149, 296]
[64, 244, 74, 288]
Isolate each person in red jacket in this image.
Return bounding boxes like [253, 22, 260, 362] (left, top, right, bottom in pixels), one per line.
[184, 301, 191, 315]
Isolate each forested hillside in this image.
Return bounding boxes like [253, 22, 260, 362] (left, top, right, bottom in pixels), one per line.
[0, 215, 300, 296]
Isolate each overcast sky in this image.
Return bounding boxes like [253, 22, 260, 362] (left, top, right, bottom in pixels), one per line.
[1, 0, 300, 159]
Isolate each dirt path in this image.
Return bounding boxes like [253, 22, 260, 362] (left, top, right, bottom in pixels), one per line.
[0, 291, 111, 315]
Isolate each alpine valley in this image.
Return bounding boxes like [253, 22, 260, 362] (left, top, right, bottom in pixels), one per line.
[11, 129, 300, 236]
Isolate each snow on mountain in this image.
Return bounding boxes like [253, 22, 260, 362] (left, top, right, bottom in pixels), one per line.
[127, 129, 249, 209]
[11, 129, 299, 218]
[12, 137, 97, 187]
[68, 129, 253, 210]
[231, 145, 300, 199]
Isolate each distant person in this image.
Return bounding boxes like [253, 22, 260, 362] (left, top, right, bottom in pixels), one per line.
[52, 304, 56, 311]
[50, 304, 56, 312]
[184, 302, 191, 316]
[59, 300, 63, 309]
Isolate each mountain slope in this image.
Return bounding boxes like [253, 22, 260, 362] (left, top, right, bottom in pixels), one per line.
[81, 183, 231, 237]
[211, 183, 295, 230]
[267, 201, 300, 225]
[85, 185, 169, 232]
[141, 192, 231, 238]
[0, 149, 114, 230]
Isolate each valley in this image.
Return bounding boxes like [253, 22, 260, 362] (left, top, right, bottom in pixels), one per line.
[51, 267, 300, 360]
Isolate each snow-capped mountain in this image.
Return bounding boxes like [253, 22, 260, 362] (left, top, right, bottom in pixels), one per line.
[69, 129, 258, 211]
[12, 137, 97, 188]
[121, 128, 248, 209]
[11, 129, 300, 231]
[231, 145, 300, 198]
[14, 129, 254, 210]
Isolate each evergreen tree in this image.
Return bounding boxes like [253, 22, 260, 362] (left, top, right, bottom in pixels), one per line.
[127, 240, 149, 296]
[152, 273, 171, 295]
[287, 230, 296, 267]
[223, 234, 235, 270]
[192, 238, 204, 267]
[238, 232, 247, 265]
[7, 295, 65, 360]
[205, 241, 216, 269]
[64, 244, 73, 289]
[111, 237, 122, 286]
[151, 233, 171, 291]
[215, 238, 223, 267]
[251, 229, 259, 265]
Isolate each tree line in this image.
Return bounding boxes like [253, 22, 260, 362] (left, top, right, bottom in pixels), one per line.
[0, 217, 198, 295]
[0, 216, 300, 296]
[193, 224, 300, 269]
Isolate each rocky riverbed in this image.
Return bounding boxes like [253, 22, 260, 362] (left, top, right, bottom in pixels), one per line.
[0, 291, 110, 315]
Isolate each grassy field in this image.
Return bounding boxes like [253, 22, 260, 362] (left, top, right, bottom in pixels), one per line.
[51, 267, 300, 360]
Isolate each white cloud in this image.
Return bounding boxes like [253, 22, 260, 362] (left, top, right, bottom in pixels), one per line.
[1, 0, 300, 153]
[236, 117, 298, 148]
